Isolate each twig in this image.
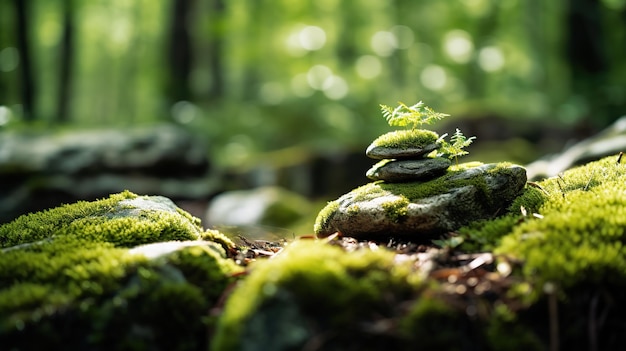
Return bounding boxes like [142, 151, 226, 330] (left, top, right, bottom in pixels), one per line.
[556, 174, 566, 199]
[583, 170, 595, 191]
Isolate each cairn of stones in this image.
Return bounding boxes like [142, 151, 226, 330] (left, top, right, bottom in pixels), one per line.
[364, 133, 452, 183]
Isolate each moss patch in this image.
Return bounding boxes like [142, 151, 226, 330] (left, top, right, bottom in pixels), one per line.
[212, 240, 547, 351]
[313, 200, 339, 234]
[381, 195, 410, 222]
[0, 191, 242, 350]
[453, 155, 626, 296]
[371, 129, 439, 149]
[496, 155, 626, 289]
[211, 241, 419, 350]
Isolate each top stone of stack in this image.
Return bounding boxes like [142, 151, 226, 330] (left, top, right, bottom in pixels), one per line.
[365, 129, 441, 160]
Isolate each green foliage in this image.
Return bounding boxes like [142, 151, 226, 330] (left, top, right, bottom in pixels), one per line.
[380, 101, 449, 129]
[379, 101, 476, 162]
[437, 128, 477, 163]
[5, 1, 625, 167]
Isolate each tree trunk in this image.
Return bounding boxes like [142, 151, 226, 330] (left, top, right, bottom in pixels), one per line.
[566, 0, 609, 127]
[566, 0, 606, 74]
[13, 0, 36, 121]
[167, 0, 194, 104]
[207, 0, 225, 101]
[57, 0, 75, 123]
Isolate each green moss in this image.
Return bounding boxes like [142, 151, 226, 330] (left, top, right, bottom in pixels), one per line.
[213, 239, 546, 351]
[381, 196, 409, 222]
[0, 237, 242, 350]
[458, 156, 626, 256]
[201, 229, 236, 252]
[313, 200, 340, 234]
[347, 162, 498, 204]
[0, 192, 242, 350]
[457, 216, 519, 251]
[461, 155, 626, 296]
[371, 129, 439, 149]
[0, 191, 136, 248]
[211, 241, 419, 351]
[0, 190, 231, 249]
[369, 158, 394, 170]
[493, 156, 626, 286]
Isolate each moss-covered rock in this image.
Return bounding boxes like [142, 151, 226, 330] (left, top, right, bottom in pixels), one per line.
[315, 162, 527, 239]
[365, 129, 440, 160]
[0, 191, 243, 350]
[206, 186, 312, 228]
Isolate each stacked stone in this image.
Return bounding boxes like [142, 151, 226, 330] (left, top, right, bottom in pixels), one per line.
[364, 139, 452, 183]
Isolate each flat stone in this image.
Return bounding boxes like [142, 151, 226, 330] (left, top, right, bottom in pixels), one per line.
[366, 143, 440, 160]
[205, 186, 311, 228]
[366, 157, 452, 182]
[315, 163, 527, 239]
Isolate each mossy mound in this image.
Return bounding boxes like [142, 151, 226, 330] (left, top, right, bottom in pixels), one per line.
[211, 240, 543, 351]
[0, 191, 243, 350]
[456, 155, 626, 289]
[454, 154, 626, 349]
[497, 156, 626, 288]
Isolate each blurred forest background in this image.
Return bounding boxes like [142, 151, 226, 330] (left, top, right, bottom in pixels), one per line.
[1, 0, 626, 227]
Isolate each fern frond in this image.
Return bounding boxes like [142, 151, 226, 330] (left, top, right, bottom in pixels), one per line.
[438, 128, 476, 163]
[379, 101, 449, 129]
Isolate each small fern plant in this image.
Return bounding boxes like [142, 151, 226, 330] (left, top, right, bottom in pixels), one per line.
[380, 101, 475, 164]
[380, 101, 449, 129]
[437, 128, 476, 165]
